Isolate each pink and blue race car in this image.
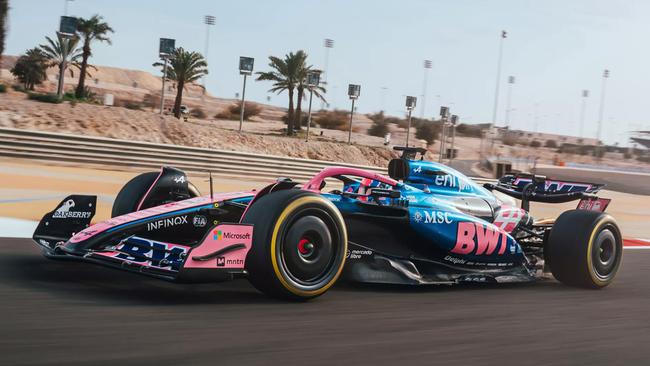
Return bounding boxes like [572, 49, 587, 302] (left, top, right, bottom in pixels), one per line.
[32, 147, 623, 300]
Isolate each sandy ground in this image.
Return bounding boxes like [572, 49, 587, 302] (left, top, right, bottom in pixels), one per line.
[0, 159, 647, 238]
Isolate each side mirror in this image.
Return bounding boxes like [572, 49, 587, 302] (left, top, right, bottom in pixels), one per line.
[370, 188, 401, 199]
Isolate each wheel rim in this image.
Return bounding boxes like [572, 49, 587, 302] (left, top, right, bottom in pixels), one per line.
[277, 207, 343, 291]
[591, 228, 619, 281]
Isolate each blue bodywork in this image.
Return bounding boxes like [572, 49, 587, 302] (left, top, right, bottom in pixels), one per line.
[320, 159, 532, 284]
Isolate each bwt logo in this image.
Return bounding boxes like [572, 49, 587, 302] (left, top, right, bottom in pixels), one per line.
[213, 230, 251, 241]
[451, 222, 511, 256]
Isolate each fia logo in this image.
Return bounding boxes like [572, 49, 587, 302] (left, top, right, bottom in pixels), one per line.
[216, 257, 225, 267]
[193, 215, 207, 227]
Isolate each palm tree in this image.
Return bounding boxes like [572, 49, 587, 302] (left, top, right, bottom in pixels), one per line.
[154, 47, 208, 118]
[0, 0, 8, 62]
[75, 15, 113, 98]
[11, 48, 49, 90]
[256, 51, 307, 136]
[295, 64, 326, 129]
[40, 33, 84, 96]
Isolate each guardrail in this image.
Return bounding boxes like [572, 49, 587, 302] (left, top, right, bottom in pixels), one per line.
[0, 127, 388, 182]
[0, 127, 494, 185]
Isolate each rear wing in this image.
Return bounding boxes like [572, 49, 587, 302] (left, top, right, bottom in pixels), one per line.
[484, 173, 605, 211]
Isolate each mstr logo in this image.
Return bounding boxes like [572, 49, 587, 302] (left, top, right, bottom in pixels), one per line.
[213, 229, 251, 241]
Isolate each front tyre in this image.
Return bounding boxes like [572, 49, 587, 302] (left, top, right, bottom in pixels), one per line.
[242, 190, 347, 301]
[546, 210, 622, 289]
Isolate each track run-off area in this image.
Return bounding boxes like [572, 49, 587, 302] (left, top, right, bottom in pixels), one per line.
[0, 158, 649, 365]
[1, 238, 650, 366]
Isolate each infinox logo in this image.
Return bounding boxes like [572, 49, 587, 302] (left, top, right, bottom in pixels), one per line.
[213, 229, 251, 241]
[452, 222, 509, 256]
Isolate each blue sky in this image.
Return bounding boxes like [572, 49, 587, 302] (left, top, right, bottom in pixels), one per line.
[4, 0, 649, 145]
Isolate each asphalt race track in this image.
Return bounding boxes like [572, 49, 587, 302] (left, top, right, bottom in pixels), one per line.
[1, 238, 650, 366]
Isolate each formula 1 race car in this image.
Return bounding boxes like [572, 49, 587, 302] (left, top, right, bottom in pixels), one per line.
[32, 147, 623, 300]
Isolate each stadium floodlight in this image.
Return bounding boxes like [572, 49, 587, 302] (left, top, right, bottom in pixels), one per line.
[347, 84, 361, 144]
[305, 70, 322, 142]
[239, 57, 255, 132]
[239, 56, 254, 75]
[439, 106, 450, 163]
[405, 96, 417, 146]
[158, 38, 176, 114]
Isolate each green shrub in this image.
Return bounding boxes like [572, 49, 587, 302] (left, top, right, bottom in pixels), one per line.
[12, 84, 27, 93]
[0, 84, 6, 93]
[191, 107, 207, 119]
[27, 93, 62, 104]
[215, 102, 261, 121]
[415, 121, 439, 145]
[456, 123, 483, 137]
[125, 102, 143, 110]
[545, 139, 558, 148]
[502, 135, 519, 146]
[315, 110, 349, 131]
[368, 121, 389, 137]
[530, 140, 542, 148]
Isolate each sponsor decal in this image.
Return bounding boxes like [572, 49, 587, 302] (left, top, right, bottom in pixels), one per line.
[173, 175, 186, 184]
[413, 166, 422, 173]
[493, 208, 525, 233]
[213, 229, 251, 241]
[413, 210, 453, 224]
[52, 199, 92, 219]
[451, 222, 512, 256]
[113, 237, 188, 270]
[216, 256, 243, 267]
[146, 215, 188, 231]
[432, 175, 471, 192]
[193, 215, 207, 227]
[346, 249, 373, 259]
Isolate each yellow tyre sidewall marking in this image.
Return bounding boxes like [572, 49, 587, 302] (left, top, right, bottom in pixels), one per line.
[270, 196, 348, 297]
[586, 218, 614, 286]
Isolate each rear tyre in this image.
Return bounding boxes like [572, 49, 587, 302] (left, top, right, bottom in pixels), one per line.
[242, 189, 347, 301]
[111, 172, 200, 217]
[546, 210, 622, 289]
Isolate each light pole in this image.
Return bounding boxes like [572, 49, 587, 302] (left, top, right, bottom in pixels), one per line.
[203, 15, 216, 94]
[305, 70, 321, 142]
[438, 106, 450, 163]
[505, 76, 515, 128]
[56, 16, 78, 98]
[63, 0, 74, 16]
[449, 114, 458, 164]
[322, 39, 334, 110]
[347, 84, 361, 144]
[405, 96, 417, 146]
[490, 30, 507, 149]
[596, 70, 609, 144]
[158, 38, 175, 114]
[421, 60, 432, 119]
[380, 87, 388, 112]
[238, 56, 255, 132]
[579, 89, 589, 139]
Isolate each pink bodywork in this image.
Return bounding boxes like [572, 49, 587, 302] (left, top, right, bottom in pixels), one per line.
[69, 191, 255, 244]
[183, 224, 253, 269]
[302, 166, 398, 191]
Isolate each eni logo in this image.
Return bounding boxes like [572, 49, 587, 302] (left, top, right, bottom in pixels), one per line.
[213, 230, 223, 240]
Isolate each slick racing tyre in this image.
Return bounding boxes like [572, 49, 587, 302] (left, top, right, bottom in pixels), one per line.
[111, 171, 200, 217]
[546, 210, 622, 289]
[242, 189, 347, 301]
